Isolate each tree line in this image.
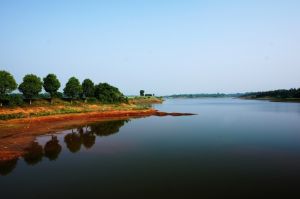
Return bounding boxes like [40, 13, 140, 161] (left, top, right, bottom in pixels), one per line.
[0, 70, 127, 106]
[241, 88, 300, 99]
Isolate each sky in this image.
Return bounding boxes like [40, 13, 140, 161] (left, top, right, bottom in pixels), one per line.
[0, 0, 300, 95]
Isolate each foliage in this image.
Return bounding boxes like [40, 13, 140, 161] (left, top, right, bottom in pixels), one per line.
[18, 74, 43, 102]
[0, 71, 17, 105]
[241, 88, 300, 99]
[0, 112, 25, 120]
[86, 97, 98, 103]
[94, 83, 126, 103]
[63, 77, 82, 99]
[43, 74, 61, 98]
[140, 90, 145, 96]
[82, 79, 95, 98]
[7, 94, 24, 106]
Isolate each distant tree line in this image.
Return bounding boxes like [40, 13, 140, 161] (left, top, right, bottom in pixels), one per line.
[241, 88, 300, 99]
[0, 70, 127, 106]
[167, 93, 242, 98]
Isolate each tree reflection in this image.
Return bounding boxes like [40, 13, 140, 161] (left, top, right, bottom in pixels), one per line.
[64, 130, 82, 153]
[63, 120, 128, 153]
[81, 131, 96, 149]
[1, 119, 129, 175]
[44, 135, 62, 161]
[23, 141, 44, 165]
[90, 120, 128, 137]
[0, 158, 18, 176]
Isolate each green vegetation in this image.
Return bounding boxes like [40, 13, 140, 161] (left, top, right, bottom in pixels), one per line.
[95, 83, 127, 103]
[140, 90, 145, 96]
[18, 74, 43, 105]
[43, 74, 61, 103]
[0, 70, 18, 107]
[0, 112, 25, 120]
[0, 71, 161, 113]
[82, 79, 95, 98]
[241, 88, 300, 100]
[63, 77, 82, 103]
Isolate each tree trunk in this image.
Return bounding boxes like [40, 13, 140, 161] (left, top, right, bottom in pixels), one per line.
[29, 99, 32, 105]
[0, 102, 2, 107]
[50, 98, 53, 104]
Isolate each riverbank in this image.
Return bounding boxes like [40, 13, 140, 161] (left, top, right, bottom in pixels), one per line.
[240, 97, 300, 103]
[0, 97, 194, 161]
[0, 96, 163, 120]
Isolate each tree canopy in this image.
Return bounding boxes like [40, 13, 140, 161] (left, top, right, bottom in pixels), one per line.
[18, 74, 43, 104]
[63, 77, 82, 99]
[140, 90, 145, 96]
[0, 71, 17, 106]
[94, 83, 126, 103]
[43, 74, 61, 98]
[82, 79, 95, 98]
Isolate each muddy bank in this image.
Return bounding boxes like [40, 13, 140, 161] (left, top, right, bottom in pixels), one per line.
[0, 109, 195, 161]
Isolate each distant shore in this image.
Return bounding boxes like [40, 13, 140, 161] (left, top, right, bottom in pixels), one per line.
[240, 97, 300, 103]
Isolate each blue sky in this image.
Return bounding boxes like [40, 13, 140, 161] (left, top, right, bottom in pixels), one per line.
[0, 0, 299, 95]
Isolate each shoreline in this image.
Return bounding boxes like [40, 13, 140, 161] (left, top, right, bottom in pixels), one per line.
[0, 109, 194, 161]
[239, 97, 300, 103]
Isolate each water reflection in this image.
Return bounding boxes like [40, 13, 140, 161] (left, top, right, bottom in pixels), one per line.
[23, 141, 44, 165]
[0, 158, 18, 176]
[0, 120, 128, 176]
[44, 136, 62, 160]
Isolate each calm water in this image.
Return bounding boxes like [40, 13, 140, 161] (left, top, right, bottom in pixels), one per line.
[1, 98, 300, 198]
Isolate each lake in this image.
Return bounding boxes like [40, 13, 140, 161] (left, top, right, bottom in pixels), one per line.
[1, 98, 300, 198]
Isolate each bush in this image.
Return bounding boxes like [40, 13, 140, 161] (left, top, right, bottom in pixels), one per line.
[1, 94, 24, 107]
[94, 83, 127, 104]
[87, 97, 98, 103]
[8, 95, 24, 106]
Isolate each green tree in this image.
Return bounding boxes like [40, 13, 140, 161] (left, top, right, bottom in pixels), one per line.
[94, 83, 126, 103]
[43, 74, 61, 103]
[0, 71, 17, 107]
[18, 74, 43, 105]
[63, 77, 82, 103]
[140, 90, 145, 96]
[82, 79, 95, 98]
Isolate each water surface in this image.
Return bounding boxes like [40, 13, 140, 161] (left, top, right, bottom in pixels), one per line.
[1, 98, 300, 198]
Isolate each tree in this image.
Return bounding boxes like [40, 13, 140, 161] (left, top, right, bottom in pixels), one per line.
[63, 77, 82, 103]
[43, 74, 61, 103]
[94, 83, 126, 103]
[0, 71, 17, 107]
[82, 79, 95, 98]
[140, 90, 145, 96]
[18, 74, 43, 105]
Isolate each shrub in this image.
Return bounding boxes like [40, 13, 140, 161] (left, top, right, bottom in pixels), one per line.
[94, 83, 126, 103]
[87, 97, 98, 103]
[7, 95, 24, 106]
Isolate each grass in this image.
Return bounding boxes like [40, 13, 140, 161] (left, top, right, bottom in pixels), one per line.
[0, 113, 25, 120]
[0, 97, 163, 120]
